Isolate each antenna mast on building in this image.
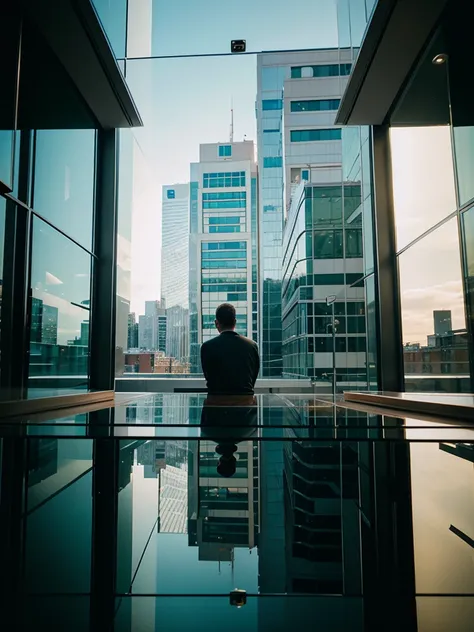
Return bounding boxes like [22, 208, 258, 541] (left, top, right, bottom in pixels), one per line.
[230, 99, 234, 143]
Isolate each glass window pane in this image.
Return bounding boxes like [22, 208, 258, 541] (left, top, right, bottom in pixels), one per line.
[262, 99, 283, 110]
[349, 0, 369, 47]
[91, 0, 127, 58]
[453, 126, 474, 207]
[0, 132, 15, 191]
[33, 130, 96, 250]
[29, 219, 92, 397]
[410, 441, 474, 595]
[115, 130, 135, 375]
[291, 129, 342, 142]
[0, 199, 5, 386]
[461, 207, 474, 380]
[126, 0, 339, 57]
[345, 228, 363, 258]
[24, 439, 93, 594]
[398, 218, 468, 391]
[391, 127, 457, 251]
[290, 99, 340, 112]
[365, 275, 378, 389]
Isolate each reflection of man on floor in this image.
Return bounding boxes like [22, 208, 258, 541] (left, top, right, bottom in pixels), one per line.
[200, 394, 257, 478]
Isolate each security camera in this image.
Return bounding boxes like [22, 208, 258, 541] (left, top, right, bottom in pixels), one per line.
[231, 40, 246, 53]
[230, 589, 247, 607]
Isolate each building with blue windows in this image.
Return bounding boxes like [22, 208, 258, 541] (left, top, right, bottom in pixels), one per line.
[189, 142, 258, 371]
[256, 50, 352, 377]
[257, 49, 363, 384]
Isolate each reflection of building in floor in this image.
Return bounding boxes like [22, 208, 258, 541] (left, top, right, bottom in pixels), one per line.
[162, 393, 189, 425]
[258, 403, 286, 595]
[128, 395, 164, 426]
[137, 441, 156, 478]
[188, 439, 258, 563]
[282, 405, 361, 595]
[158, 464, 188, 533]
[158, 440, 189, 534]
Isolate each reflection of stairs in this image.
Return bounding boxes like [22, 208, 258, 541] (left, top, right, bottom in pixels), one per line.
[27, 459, 92, 512]
[439, 442, 474, 463]
[284, 441, 360, 570]
[449, 524, 474, 549]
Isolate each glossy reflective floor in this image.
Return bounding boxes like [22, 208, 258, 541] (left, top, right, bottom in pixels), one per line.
[1, 394, 474, 631]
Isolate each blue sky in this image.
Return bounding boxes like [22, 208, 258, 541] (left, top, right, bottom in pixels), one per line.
[147, 0, 338, 57]
[125, 0, 339, 313]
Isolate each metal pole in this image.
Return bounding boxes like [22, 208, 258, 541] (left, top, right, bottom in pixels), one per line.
[332, 301, 336, 402]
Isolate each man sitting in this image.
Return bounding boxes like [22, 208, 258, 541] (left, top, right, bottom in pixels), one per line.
[200, 303, 260, 395]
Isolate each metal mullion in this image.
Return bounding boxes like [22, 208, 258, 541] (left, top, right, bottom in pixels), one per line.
[1, 130, 33, 399]
[5, 193, 97, 259]
[395, 208, 458, 258]
[89, 128, 118, 391]
[124, 46, 343, 62]
[372, 125, 404, 392]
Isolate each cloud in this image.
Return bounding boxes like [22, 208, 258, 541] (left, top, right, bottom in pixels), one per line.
[46, 271, 63, 285]
[400, 279, 466, 343]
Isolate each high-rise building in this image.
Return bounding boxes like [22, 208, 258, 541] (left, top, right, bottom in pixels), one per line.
[256, 50, 353, 377]
[434, 310, 453, 336]
[282, 181, 365, 381]
[42, 305, 59, 346]
[157, 312, 167, 354]
[30, 298, 44, 344]
[127, 312, 139, 349]
[30, 298, 59, 346]
[161, 184, 190, 311]
[166, 304, 189, 361]
[80, 321, 89, 347]
[279, 49, 365, 382]
[138, 300, 167, 352]
[188, 437, 257, 560]
[189, 141, 258, 372]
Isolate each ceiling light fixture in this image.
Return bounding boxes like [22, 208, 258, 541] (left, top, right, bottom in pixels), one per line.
[432, 53, 448, 65]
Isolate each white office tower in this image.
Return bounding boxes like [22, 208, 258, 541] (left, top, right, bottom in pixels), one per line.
[189, 141, 258, 369]
[161, 184, 190, 311]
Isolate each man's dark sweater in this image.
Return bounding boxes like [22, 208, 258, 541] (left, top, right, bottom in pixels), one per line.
[200, 331, 260, 395]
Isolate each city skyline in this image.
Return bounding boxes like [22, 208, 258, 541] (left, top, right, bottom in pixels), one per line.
[133, 119, 465, 360]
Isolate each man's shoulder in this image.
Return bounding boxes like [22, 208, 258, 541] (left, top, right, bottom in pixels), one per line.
[237, 334, 258, 350]
[203, 333, 257, 349]
[201, 337, 217, 350]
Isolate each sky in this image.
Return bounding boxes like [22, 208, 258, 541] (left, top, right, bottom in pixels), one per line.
[391, 127, 466, 345]
[123, 0, 339, 314]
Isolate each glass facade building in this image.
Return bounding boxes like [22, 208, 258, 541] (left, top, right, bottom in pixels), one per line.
[282, 182, 364, 381]
[257, 50, 353, 377]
